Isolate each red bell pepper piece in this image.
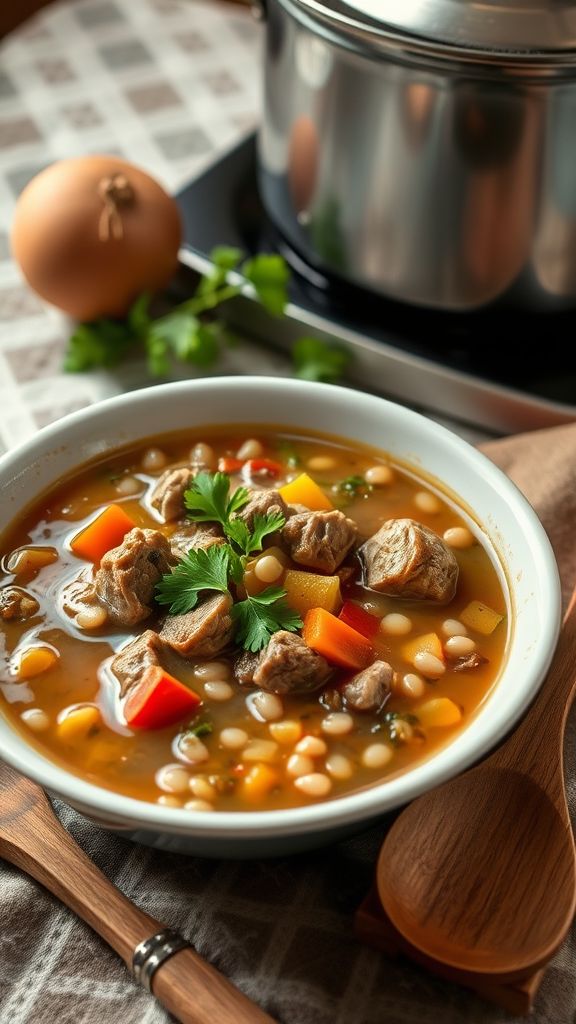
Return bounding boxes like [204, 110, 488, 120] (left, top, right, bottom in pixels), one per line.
[218, 456, 244, 474]
[124, 667, 201, 730]
[243, 458, 284, 479]
[338, 600, 380, 640]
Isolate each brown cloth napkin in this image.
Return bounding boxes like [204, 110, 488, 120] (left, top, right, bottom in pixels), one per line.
[1, 423, 576, 1024]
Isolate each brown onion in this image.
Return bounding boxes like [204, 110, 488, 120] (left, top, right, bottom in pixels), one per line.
[11, 155, 182, 321]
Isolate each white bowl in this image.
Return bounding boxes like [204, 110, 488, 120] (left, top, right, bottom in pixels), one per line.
[0, 377, 561, 857]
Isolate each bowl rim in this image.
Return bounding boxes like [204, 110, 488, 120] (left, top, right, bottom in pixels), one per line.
[0, 376, 562, 838]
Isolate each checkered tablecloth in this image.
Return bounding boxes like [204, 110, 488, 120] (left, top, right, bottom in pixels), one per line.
[1, 4, 575, 1024]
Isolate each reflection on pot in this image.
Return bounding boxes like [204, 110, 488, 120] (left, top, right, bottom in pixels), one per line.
[533, 86, 576, 296]
[288, 114, 319, 214]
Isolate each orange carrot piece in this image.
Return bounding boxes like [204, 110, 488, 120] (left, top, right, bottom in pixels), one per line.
[70, 504, 135, 562]
[302, 607, 374, 670]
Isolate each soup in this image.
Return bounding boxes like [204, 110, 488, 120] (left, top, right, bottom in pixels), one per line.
[0, 427, 507, 812]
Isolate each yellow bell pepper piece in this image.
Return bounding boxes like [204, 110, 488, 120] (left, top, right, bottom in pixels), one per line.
[460, 600, 504, 635]
[279, 473, 333, 511]
[57, 704, 101, 743]
[17, 646, 59, 679]
[241, 763, 280, 802]
[283, 569, 342, 616]
[417, 698, 462, 728]
[401, 631, 443, 666]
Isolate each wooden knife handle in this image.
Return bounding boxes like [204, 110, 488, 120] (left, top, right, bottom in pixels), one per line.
[2, 773, 276, 1024]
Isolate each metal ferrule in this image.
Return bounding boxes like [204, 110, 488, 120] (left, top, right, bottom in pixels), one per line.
[132, 929, 191, 991]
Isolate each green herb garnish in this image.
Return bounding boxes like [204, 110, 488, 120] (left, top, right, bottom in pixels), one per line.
[292, 336, 351, 383]
[156, 471, 303, 651]
[336, 475, 372, 498]
[184, 720, 214, 739]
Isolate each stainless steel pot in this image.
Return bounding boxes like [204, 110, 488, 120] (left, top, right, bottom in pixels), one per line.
[257, 0, 576, 310]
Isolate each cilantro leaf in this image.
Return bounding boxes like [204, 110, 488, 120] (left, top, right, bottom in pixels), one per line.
[242, 254, 290, 316]
[146, 311, 220, 371]
[127, 292, 153, 336]
[248, 510, 286, 551]
[231, 587, 303, 652]
[183, 719, 213, 738]
[224, 516, 252, 554]
[64, 320, 133, 371]
[292, 336, 351, 383]
[155, 545, 230, 615]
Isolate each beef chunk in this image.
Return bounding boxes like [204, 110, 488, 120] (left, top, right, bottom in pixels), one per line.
[242, 630, 332, 695]
[234, 649, 259, 687]
[358, 518, 458, 603]
[150, 467, 193, 522]
[234, 489, 290, 531]
[341, 660, 392, 712]
[282, 509, 358, 573]
[160, 592, 233, 658]
[95, 528, 173, 626]
[451, 652, 488, 673]
[111, 629, 165, 698]
[0, 586, 39, 621]
[170, 521, 224, 561]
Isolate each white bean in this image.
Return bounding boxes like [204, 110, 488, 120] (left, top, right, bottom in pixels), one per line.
[177, 735, 210, 764]
[295, 735, 327, 758]
[306, 456, 337, 472]
[442, 618, 468, 638]
[157, 795, 182, 808]
[400, 673, 426, 699]
[380, 613, 412, 636]
[156, 764, 190, 794]
[75, 606, 108, 630]
[413, 651, 446, 679]
[236, 438, 264, 460]
[252, 690, 284, 722]
[189, 777, 218, 801]
[190, 442, 215, 469]
[204, 681, 234, 702]
[445, 635, 477, 657]
[193, 661, 232, 683]
[184, 799, 214, 812]
[21, 708, 49, 732]
[365, 465, 394, 486]
[325, 753, 353, 780]
[362, 743, 393, 769]
[443, 526, 475, 549]
[142, 447, 167, 472]
[321, 712, 354, 736]
[294, 773, 332, 797]
[414, 491, 441, 514]
[254, 555, 284, 584]
[115, 475, 141, 496]
[286, 754, 315, 778]
[219, 727, 248, 750]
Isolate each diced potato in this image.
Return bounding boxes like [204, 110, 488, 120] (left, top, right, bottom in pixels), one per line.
[460, 600, 504, 636]
[279, 473, 333, 511]
[401, 631, 443, 666]
[57, 704, 101, 743]
[269, 720, 303, 745]
[417, 698, 462, 728]
[8, 547, 58, 575]
[17, 646, 59, 680]
[284, 569, 342, 616]
[241, 763, 280, 802]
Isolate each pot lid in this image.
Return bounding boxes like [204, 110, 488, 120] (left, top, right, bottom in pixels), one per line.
[292, 0, 576, 55]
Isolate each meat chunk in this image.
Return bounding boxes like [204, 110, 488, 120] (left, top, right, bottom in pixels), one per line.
[0, 586, 39, 621]
[239, 630, 332, 695]
[170, 522, 224, 561]
[341, 660, 392, 712]
[234, 489, 290, 531]
[282, 509, 358, 573]
[358, 518, 458, 603]
[150, 467, 193, 522]
[234, 650, 259, 687]
[95, 528, 173, 626]
[451, 652, 488, 673]
[159, 592, 233, 658]
[111, 629, 165, 698]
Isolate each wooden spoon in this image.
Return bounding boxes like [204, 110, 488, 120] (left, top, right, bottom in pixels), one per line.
[376, 588, 576, 984]
[0, 761, 276, 1024]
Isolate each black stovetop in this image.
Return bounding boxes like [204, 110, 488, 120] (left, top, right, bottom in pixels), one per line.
[176, 134, 576, 408]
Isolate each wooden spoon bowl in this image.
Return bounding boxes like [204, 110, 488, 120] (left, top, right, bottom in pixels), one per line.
[375, 588, 576, 985]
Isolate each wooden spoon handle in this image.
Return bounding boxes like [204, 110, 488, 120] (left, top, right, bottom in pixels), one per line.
[494, 588, 576, 790]
[2, 782, 275, 1024]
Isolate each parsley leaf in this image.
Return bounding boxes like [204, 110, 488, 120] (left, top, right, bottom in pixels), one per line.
[242, 254, 290, 316]
[232, 587, 303, 652]
[248, 510, 286, 551]
[183, 719, 214, 738]
[184, 471, 250, 527]
[155, 544, 230, 615]
[292, 336, 351, 383]
[64, 319, 134, 371]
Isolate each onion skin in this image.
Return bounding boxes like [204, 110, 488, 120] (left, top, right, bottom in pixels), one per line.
[10, 156, 182, 322]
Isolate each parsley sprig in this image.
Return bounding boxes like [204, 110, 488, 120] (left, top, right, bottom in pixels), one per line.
[156, 471, 303, 651]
